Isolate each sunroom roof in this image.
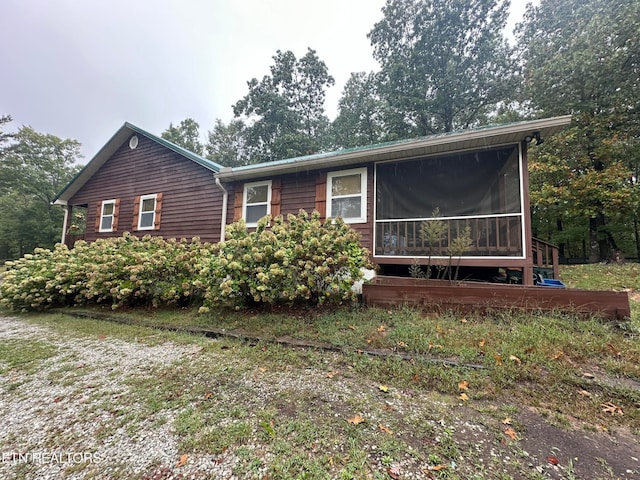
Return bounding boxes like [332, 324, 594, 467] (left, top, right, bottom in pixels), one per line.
[215, 115, 572, 182]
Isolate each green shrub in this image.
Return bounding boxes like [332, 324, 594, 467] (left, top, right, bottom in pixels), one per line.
[201, 210, 372, 309]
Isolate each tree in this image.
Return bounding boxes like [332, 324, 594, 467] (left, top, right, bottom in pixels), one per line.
[518, 0, 640, 260]
[0, 125, 82, 258]
[368, 0, 516, 137]
[232, 48, 335, 163]
[161, 118, 204, 155]
[205, 119, 251, 167]
[331, 72, 388, 149]
[0, 115, 15, 195]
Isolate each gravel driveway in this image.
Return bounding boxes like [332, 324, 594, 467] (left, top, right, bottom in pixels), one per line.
[0, 316, 239, 479]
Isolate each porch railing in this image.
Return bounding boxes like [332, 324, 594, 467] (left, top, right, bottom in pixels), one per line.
[374, 214, 523, 257]
[532, 237, 560, 279]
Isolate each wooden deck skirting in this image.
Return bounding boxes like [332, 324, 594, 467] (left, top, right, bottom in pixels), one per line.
[362, 276, 631, 320]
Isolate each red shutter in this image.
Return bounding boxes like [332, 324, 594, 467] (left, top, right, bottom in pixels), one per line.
[132, 195, 141, 231]
[271, 178, 281, 218]
[112, 199, 120, 231]
[233, 185, 243, 222]
[94, 202, 102, 232]
[315, 174, 327, 222]
[154, 193, 163, 229]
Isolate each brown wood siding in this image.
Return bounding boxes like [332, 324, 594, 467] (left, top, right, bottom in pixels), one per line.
[222, 164, 375, 252]
[68, 135, 223, 243]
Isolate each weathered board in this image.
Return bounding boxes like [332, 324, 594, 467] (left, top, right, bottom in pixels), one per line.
[362, 276, 631, 320]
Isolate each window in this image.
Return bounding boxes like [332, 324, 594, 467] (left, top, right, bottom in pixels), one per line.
[326, 168, 367, 223]
[137, 194, 158, 230]
[132, 193, 162, 231]
[243, 181, 272, 226]
[99, 199, 116, 232]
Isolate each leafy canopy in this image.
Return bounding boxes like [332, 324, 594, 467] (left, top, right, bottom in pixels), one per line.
[368, 0, 516, 136]
[518, 0, 640, 259]
[0, 121, 82, 258]
[232, 48, 335, 163]
[161, 118, 205, 155]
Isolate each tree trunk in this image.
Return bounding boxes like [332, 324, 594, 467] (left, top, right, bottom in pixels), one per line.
[556, 217, 565, 258]
[635, 217, 640, 261]
[588, 217, 599, 263]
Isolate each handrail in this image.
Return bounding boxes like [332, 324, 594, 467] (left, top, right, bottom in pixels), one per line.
[532, 237, 560, 279]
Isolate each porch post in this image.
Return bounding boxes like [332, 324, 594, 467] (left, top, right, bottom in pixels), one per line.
[520, 140, 535, 286]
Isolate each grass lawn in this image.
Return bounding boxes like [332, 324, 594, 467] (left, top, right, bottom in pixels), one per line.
[1, 264, 639, 479]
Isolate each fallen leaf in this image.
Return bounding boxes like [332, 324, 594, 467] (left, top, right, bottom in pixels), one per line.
[460, 317, 467, 324]
[478, 338, 486, 348]
[378, 423, 393, 434]
[582, 372, 595, 379]
[553, 351, 564, 360]
[383, 403, 395, 411]
[509, 354, 522, 365]
[347, 415, 365, 425]
[607, 343, 621, 357]
[502, 417, 512, 425]
[326, 371, 339, 378]
[258, 367, 267, 373]
[601, 402, 623, 416]
[177, 454, 188, 467]
[547, 456, 559, 465]
[53, 396, 64, 403]
[387, 464, 401, 479]
[458, 380, 469, 391]
[377, 324, 386, 333]
[348, 325, 356, 330]
[494, 354, 503, 365]
[204, 391, 213, 400]
[504, 427, 518, 440]
[577, 389, 591, 397]
[459, 393, 469, 401]
[379, 385, 389, 393]
[427, 464, 447, 471]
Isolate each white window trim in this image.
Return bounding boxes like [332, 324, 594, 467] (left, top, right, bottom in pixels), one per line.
[326, 167, 367, 224]
[243, 180, 272, 227]
[99, 199, 116, 233]
[137, 193, 157, 231]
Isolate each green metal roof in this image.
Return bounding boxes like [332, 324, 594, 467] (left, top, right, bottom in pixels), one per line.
[216, 115, 573, 181]
[53, 122, 223, 204]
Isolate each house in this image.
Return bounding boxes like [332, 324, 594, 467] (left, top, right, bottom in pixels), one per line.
[53, 123, 226, 245]
[214, 115, 572, 285]
[54, 116, 572, 286]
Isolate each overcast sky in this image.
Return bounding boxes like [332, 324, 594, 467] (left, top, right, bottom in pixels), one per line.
[1, 0, 533, 161]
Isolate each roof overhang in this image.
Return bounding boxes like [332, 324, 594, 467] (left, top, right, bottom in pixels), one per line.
[53, 122, 222, 205]
[215, 115, 572, 182]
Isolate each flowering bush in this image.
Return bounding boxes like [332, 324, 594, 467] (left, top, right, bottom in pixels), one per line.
[0, 233, 214, 311]
[201, 210, 372, 309]
[1, 211, 372, 312]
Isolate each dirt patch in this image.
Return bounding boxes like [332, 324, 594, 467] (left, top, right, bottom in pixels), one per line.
[516, 407, 639, 479]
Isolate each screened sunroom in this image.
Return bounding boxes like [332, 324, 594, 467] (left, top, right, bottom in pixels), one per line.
[374, 144, 524, 259]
